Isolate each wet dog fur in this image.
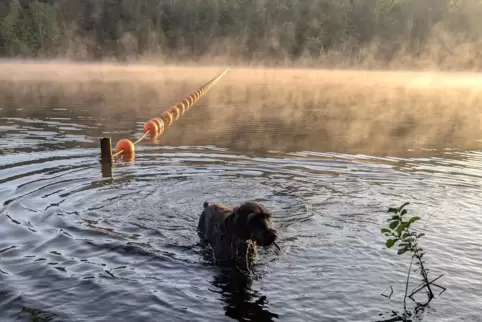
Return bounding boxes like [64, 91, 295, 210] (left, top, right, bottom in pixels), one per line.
[197, 201, 278, 269]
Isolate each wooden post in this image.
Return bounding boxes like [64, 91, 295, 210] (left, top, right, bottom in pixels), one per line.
[99, 137, 113, 178]
[100, 137, 113, 162]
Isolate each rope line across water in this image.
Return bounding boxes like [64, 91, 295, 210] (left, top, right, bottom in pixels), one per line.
[112, 67, 229, 160]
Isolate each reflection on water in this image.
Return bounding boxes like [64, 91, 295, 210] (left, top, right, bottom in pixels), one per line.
[211, 268, 279, 322]
[0, 81, 482, 322]
[198, 237, 279, 322]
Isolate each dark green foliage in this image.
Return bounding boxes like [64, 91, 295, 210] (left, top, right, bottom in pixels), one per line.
[381, 202, 425, 262]
[1, 0, 60, 56]
[0, 0, 482, 64]
[381, 202, 445, 321]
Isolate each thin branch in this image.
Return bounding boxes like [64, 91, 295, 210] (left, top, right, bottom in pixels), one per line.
[432, 284, 447, 297]
[409, 274, 445, 298]
[423, 207, 440, 228]
[381, 285, 394, 299]
[403, 256, 414, 310]
[417, 255, 434, 299]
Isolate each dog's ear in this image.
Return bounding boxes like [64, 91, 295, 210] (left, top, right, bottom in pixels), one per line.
[231, 211, 251, 239]
[220, 212, 236, 233]
[248, 210, 271, 222]
[220, 210, 249, 239]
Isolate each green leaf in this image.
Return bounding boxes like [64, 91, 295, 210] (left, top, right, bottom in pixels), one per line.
[402, 233, 410, 239]
[409, 216, 421, 224]
[388, 215, 400, 221]
[398, 202, 410, 212]
[396, 223, 407, 235]
[397, 247, 409, 255]
[417, 233, 425, 238]
[389, 221, 399, 230]
[388, 207, 398, 213]
[381, 228, 391, 234]
[401, 209, 407, 216]
[386, 239, 397, 248]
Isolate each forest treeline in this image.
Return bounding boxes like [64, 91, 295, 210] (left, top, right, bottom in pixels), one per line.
[1, 0, 482, 68]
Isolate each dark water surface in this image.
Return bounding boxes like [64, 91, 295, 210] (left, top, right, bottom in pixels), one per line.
[0, 101, 481, 322]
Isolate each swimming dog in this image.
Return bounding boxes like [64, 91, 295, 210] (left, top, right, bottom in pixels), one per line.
[197, 201, 279, 270]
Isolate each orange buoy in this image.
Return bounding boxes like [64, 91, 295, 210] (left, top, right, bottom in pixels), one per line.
[176, 102, 186, 115]
[160, 111, 173, 126]
[170, 106, 180, 121]
[186, 96, 193, 105]
[119, 153, 135, 162]
[144, 120, 159, 137]
[182, 99, 191, 110]
[115, 139, 135, 155]
[152, 118, 165, 135]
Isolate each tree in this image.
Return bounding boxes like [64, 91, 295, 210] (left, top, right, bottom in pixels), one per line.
[1, 0, 60, 56]
[29, 0, 60, 55]
[1, 0, 27, 55]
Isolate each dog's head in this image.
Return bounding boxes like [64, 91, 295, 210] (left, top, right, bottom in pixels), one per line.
[223, 201, 278, 247]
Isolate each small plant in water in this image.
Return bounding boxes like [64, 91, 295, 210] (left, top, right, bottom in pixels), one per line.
[379, 202, 445, 322]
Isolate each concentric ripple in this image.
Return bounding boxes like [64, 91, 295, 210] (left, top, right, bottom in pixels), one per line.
[1, 105, 481, 322]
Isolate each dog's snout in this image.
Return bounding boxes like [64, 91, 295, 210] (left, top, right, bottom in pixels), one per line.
[267, 228, 278, 243]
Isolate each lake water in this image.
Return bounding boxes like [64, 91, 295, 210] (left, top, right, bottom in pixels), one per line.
[0, 82, 481, 322]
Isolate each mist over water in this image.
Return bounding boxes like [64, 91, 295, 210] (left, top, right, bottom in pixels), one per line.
[0, 61, 481, 322]
[2, 61, 482, 156]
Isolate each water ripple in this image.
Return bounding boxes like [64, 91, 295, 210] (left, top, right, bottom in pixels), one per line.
[0, 107, 481, 321]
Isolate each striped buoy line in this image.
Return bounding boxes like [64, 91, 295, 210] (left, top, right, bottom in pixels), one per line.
[109, 67, 229, 161]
